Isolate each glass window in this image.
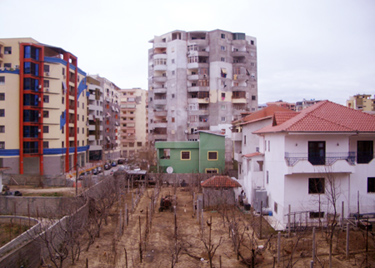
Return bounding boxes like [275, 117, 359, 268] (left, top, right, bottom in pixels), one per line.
[43, 126, 49, 133]
[308, 141, 325, 165]
[0, 142, 4, 149]
[43, 95, 49, 103]
[357, 141, 373, 164]
[44, 65, 50, 72]
[0, 76, 5, 85]
[368, 177, 375, 193]
[4, 47, 12, 54]
[221, 34, 225, 39]
[0, 93, 4, 100]
[0, 109, 4, 117]
[309, 178, 325, 194]
[0, 125, 4, 133]
[208, 151, 218, 160]
[43, 111, 49, 118]
[181, 151, 190, 160]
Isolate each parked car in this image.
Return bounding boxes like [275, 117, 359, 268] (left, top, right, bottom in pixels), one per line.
[111, 161, 117, 167]
[117, 159, 124, 164]
[104, 164, 111, 170]
[97, 167, 103, 173]
[92, 168, 98, 175]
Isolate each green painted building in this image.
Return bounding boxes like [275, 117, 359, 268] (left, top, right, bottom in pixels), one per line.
[155, 131, 225, 174]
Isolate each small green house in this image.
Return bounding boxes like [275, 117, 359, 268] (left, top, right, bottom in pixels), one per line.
[155, 131, 225, 174]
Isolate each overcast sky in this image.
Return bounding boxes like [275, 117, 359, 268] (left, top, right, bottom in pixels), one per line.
[1, 0, 374, 105]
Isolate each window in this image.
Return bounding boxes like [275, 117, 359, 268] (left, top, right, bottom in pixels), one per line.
[44, 65, 50, 72]
[43, 111, 49, 118]
[4, 47, 12, 54]
[82, 115, 84, 121]
[266, 171, 269, 184]
[171, 59, 175, 64]
[0, 142, 4, 149]
[43, 126, 49, 133]
[274, 202, 278, 214]
[0, 126, 4, 133]
[0, 76, 5, 85]
[172, 70, 175, 75]
[252, 95, 256, 100]
[62, 67, 65, 75]
[43, 141, 49, 148]
[221, 57, 225, 62]
[251, 40, 254, 45]
[221, 117, 226, 122]
[221, 33, 225, 39]
[309, 178, 325, 194]
[43, 80, 49, 87]
[310, 212, 324, 219]
[368, 177, 375, 193]
[221, 93, 225, 99]
[206, 168, 218, 174]
[0, 93, 4, 100]
[244, 135, 246, 145]
[208, 151, 218, 160]
[4, 63, 11, 68]
[357, 140, 373, 164]
[43, 95, 49, 103]
[137, 142, 142, 147]
[181, 151, 191, 160]
[62, 97, 64, 104]
[221, 46, 226, 51]
[0, 109, 4, 117]
[221, 105, 226, 110]
[308, 141, 325, 165]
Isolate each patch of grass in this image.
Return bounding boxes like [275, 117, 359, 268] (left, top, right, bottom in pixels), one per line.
[0, 223, 30, 247]
[23, 192, 64, 197]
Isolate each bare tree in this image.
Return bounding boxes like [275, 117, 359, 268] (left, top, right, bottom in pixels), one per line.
[200, 216, 223, 268]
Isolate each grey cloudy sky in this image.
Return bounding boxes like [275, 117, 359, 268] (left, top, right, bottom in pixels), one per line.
[1, 0, 374, 105]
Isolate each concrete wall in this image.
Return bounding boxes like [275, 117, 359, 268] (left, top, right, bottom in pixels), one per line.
[0, 195, 84, 218]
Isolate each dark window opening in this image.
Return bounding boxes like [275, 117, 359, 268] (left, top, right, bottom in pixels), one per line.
[308, 141, 325, 165]
[309, 178, 325, 194]
[357, 140, 373, 164]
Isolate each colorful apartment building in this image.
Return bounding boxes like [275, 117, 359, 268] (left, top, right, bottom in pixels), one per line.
[0, 38, 88, 176]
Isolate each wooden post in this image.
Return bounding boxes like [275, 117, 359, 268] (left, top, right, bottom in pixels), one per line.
[260, 201, 263, 239]
[346, 223, 349, 258]
[288, 204, 291, 237]
[342, 201, 344, 228]
[312, 227, 316, 264]
[357, 191, 360, 227]
[277, 231, 281, 264]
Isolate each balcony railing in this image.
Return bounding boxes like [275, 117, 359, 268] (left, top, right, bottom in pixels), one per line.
[285, 152, 356, 166]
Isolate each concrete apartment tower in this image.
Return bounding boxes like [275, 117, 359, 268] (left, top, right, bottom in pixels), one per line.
[148, 30, 258, 166]
[119, 88, 148, 160]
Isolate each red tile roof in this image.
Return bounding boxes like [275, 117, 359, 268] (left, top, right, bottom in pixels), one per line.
[254, 100, 375, 134]
[243, 152, 263, 158]
[240, 105, 296, 125]
[201, 175, 241, 188]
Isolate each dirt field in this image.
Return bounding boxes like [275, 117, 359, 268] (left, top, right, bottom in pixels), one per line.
[38, 185, 374, 268]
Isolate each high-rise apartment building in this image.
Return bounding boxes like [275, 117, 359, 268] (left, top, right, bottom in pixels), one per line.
[119, 88, 148, 159]
[90, 75, 121, 162]
[148, 30, 257, 164]
[0, 38, 88, 176]
[87, 76, 104, 161]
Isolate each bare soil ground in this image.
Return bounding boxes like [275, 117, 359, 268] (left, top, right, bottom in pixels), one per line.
[48, 186, 375, 268]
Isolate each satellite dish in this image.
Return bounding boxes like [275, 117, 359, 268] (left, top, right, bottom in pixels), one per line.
[166, 166, 173, 174]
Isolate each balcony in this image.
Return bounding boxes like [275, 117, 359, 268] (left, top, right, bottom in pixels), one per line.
[234, 152, 242, 162]
[154, 76, 167, 83]
[154, 110, 167, 117]
[231, 50, 248, 57]
[153, 42, 167, 49]
[232, 97, 247, 104]
[187, 74, 199, 81]
[154, 64, 167, 71]
[153, 87, 167, 94]
[187, 62, 209, 70]
[231, 132, 242, 141]
[187, 86, 209, 92]
[154, 98, 167, 105]
[232, 85, 247, 91]
[285, 152, 356, 174]
[188, 97, 210, 104]
[233, 74, 247, 81]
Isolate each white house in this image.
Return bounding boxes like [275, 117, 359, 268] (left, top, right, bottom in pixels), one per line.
[239, 100, 375, 230]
